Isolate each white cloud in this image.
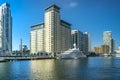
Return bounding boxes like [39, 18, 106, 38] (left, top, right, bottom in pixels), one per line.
[69, 2, 78, 8]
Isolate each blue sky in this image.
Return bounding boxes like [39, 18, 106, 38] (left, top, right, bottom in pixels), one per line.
[0, 0, 120, 51]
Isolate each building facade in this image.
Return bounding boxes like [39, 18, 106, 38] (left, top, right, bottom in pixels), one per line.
[82, 32, 90, 55]
[61, 20, 71, 52]
[94, 45, 109, 54]
[103, 31, 114, 53]
[71, 30, 90, 55]
[44, 5, 61, 54]
[30, 23, 44, 53]
[101, 45, 109, 54]
[71, 30, 83, 49]
[94, 46, 101, 54]
[0, 3, 12, 53]
[30, 4, 71, 55]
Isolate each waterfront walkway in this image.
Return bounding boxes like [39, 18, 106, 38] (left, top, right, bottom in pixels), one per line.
[0, 56, 53, 62]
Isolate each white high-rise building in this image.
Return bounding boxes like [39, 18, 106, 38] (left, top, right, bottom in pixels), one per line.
[30, 4, 71, 56]
[30, 23, 44, 53]
[103, 31, 114, 53]
[44, 4, 71, 55]
[44, 4, 61, 54]
[0, 3, 12, 53]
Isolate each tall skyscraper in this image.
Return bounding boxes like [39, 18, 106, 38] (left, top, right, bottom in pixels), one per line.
[44, 4, 61, 55]
[0, 3, 12, 53]
[103, 31, 114, 53]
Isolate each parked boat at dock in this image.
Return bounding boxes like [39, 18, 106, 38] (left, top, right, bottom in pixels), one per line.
[57, 44, 86, 59]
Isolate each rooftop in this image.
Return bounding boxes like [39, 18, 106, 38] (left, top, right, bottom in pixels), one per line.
[45, 4, 60, 10]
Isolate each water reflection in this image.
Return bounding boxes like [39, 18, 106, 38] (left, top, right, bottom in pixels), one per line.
[0, 57, 120, 80]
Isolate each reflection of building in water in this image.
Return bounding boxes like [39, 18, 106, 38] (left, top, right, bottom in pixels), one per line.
[30, 60, 58, 80]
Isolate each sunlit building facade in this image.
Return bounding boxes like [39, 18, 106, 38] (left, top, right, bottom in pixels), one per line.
[0, 3, 12, 53]
[103, 31, 114, 53]
[94, 45, 109, 54]
[30, 23, 44, 53]
[30, 4, 71, 55]
[44, 4, 61, 54]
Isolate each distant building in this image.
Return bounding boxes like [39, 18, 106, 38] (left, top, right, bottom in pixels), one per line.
[94, 45, 109, 54]
[100, 45, 109, 53]
[0, 3, 12, 53]
[115, 46, 120, 53]
[83, 32, 91, 55]
[103, 31, 114, 53]
[71, 30, 83, 49]
[71, 30, 91, 55]
[30, 23, 44, 53]
[19, 45, 28, 51]
[94, 46, 101, 54]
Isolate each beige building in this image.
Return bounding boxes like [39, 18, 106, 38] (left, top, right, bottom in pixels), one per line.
[61, 20, 71, 52]
[94, 46, 101, 54]
[44, 4, 71, 55]
[100, 45, 109, 54]
[30, 4, 71, 55]
[44, 4, 61, 54]
[30, 23, 44, 53]
[94, 45, 109, 54]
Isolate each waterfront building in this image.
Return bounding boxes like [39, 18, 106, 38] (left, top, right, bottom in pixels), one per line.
[30, 23, 44, 54]
[103, 31, 114, 53]
[100, 45, 109, 54]
[61, 20, 71, 52]
[71, 30, 91, 55]
[44, 4, 61, 54]
[44, 4, 71, 55]
[94, 46, 101, 54]
[94, 45, 109, 54]
[115, 46, 120, 54]
[30, 4, 71, 55]
[82, 32, 90, 55]
[0, 3, 12, 53]
[71, 30, 83, 50]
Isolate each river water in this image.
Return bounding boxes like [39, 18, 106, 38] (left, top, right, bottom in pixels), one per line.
[0, 57, 120, 80]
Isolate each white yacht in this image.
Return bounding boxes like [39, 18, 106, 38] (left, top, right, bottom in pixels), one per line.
[57, 44, 86, 59]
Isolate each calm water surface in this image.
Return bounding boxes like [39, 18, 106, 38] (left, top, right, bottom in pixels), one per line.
[0, 57, 120, 80]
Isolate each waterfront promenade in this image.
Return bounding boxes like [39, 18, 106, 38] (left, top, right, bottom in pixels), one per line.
[0, 56, 52, 62]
